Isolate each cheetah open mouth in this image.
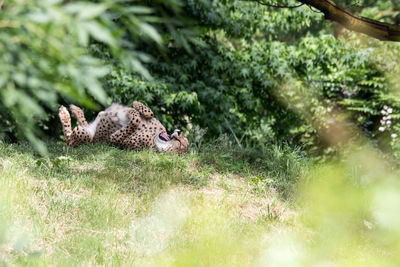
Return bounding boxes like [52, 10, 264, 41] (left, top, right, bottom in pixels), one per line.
[159, 132, 171, 142]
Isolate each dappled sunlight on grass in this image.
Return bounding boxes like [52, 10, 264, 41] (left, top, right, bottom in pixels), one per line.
[4, 139, 400, 266]
[0, 142, 299, 265]
[136, 189, 268, 267]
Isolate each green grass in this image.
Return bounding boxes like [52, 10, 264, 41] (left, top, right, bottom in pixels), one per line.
[3, 141, 399, 266]
[0, 141, 307, 266]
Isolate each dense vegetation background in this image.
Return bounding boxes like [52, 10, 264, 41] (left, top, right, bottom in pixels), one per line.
[1, 0, 400, 160]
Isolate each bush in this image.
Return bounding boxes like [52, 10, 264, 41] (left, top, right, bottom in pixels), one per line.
[0, 0, 189, 154]
[2, 0, 400, 161]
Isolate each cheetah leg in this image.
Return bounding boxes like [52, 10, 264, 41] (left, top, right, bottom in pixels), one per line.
[133, 101, 154, 119]
[58, 105, 90, 147]
[59, 106, 72, 144]
[109, 108, 141, 146]
[68, 126, 90, 147]
[70, 104, 88, 126]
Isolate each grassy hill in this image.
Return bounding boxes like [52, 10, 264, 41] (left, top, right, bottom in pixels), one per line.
[0, 141, 307, 266]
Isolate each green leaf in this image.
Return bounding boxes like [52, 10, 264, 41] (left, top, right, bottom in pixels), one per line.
[139, 23, 162, 44]
[65, 2, 107, 20]
[82, 21, 116, 46]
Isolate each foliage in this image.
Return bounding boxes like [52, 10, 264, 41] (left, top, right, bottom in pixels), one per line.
[105, 29, 400, 159]
[0, 0, 187, 154]
[89, 0, 400, 159]
[183, 0, 325, 41]
[2, 0, 400, 160]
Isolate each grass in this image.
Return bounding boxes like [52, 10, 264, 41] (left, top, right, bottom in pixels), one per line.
[2, 140, 399, 266]
[0, 141, 308, 266]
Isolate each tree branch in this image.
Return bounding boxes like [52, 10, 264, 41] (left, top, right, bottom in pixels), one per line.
[248, 0, 400, 41]
[297, 0, 400, 41]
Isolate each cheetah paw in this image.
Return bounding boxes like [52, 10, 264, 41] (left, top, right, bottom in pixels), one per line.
[58, 105, 70, 121]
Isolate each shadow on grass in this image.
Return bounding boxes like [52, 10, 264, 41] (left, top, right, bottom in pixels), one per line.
[0, 139, 310, 199]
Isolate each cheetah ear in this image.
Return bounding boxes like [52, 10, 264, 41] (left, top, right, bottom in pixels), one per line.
[173, 128, 182, 136]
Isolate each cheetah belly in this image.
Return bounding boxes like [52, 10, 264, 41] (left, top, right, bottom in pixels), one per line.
[90, 105, 132, 142]
[91, 116, 122, 142]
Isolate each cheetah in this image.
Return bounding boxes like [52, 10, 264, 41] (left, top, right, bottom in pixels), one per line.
[58, 101, 189, 153]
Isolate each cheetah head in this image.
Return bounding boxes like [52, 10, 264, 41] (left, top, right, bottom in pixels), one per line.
[154, 129, 189, 153]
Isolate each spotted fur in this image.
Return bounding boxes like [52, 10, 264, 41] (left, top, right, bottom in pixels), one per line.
[58, 102, 189, 153]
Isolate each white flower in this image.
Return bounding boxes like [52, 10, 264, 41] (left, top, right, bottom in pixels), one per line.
[379, 127, 385, 132]
[392, 134, 397, 139]
[364, 220, 373, 230]
[384, 105, 389, 110]
[381, 110, 387, 115]
[388, 115, 392, 120]
[383, 116, 387, 120]
[387, 120, 392, 125]
[380, 120, 384, 124]
[388, 108, 393, 114]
